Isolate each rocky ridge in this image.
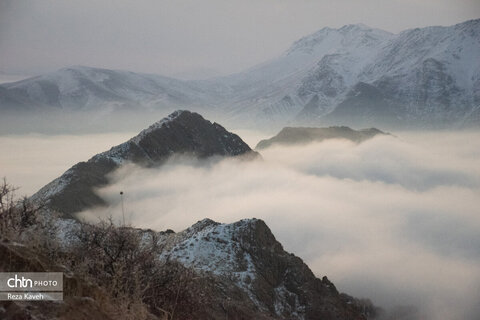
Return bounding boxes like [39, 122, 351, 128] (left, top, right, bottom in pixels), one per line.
[152, 218, 372, 319]
[31, 110, 257, 216]
[256, 126, 387, 150]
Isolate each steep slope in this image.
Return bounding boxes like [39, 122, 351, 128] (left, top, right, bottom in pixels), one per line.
[0, 216, 373, 319]
[213, 24, 393, 126]
[363, 19, 480, 127]
[255, 125, 387, 150]
[320, 82, 405, 128]
[216, 19, 480, 128]
[158, 218, 371, 319]
[31, 110, 258, 216]
[292, 20, 480, 128]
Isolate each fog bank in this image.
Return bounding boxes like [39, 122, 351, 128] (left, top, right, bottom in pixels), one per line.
[2, 130, 480, 318]
[77, 131, 480, 319]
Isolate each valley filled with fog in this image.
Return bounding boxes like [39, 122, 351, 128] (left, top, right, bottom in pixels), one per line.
[1, 129, 479, 319]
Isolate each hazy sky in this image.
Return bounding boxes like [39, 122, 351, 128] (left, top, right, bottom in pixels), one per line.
[1, 0, 479, 79]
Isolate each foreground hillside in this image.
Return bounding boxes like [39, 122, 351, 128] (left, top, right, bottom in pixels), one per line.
[0, 211, 374, 319]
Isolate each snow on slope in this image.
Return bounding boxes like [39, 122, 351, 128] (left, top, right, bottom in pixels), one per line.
[1, 20, 479, 129]
[30, 112, 187, 204]
[1, 66, 217, 112]
[155, 217, 365, 319]
[158, 218, 309, 317]
[212, 24, 394, 124]
[159, 219, 261, 305]
[208, 20, 480, 128]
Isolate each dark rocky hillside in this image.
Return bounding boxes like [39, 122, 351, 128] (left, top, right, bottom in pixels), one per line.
[256, 126, 387, 150]
[31, 110, 258, 217]
[156, 218, 374, 319]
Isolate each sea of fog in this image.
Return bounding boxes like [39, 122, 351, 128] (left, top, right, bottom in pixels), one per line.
[1, 130, 480, 319]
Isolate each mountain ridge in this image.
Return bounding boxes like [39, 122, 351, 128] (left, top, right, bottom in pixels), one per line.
[1, 19, 479, 130]
[153, 217, 374, 319]
[32, 110, 258, 216]
[256, 125, 387, 150]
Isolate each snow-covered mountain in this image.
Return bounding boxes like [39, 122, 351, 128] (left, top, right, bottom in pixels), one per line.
[216, 19, 480, 128]
[1, 19, 479, 130]
[214, 23, 394, 126]
[0, 66, 216, 113]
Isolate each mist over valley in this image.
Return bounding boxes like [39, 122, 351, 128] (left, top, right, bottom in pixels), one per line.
[1, 3, 479, 318]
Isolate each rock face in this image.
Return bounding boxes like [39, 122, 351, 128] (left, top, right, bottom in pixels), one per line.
[0, 217, 372, 320]
[255, 126, 386, 150]
[158, 218, 368, 319]
[32, 110, 258, 216]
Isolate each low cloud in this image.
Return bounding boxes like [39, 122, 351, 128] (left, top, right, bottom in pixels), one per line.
[77, 131, 480, 319]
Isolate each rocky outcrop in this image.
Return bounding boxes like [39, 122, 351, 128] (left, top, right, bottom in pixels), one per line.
[31, 110, 258, 217]
[158, 218, 369, 319]
[0, 217, 372, 320]
[256, 125, 386, 150]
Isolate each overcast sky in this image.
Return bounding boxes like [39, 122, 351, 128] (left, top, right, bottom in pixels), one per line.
[1, 0, 479, 79]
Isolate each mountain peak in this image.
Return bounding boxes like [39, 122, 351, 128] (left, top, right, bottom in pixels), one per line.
[158, 218, 366, 319]
[32, 111, 258, 216]
[130, 109, 188, 143]
[285, 23, 392, 56]
[339, 23, 372, 31]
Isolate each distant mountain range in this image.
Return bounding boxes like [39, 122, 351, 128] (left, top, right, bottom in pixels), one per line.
[1, 19, 479, 130]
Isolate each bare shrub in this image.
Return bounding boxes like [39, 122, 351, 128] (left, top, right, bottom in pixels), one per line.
[0, 179, 211, 319]
[67, 218, 210, 319]
[0, 178, 44, 239]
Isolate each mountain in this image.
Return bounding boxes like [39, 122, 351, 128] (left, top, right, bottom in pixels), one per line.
[214, 23, 394, 127]
[155, 218, 374, 319]
[0, 66, 216, 113]
[223, 19, 480, 128]
[4, 108, 374, 319]
[0, 216, 374, 320]
[31, 110, 258, 216]
[1, 19, 479, 130]
[256, 126, 387, 150]
[320, 82, 404, 128]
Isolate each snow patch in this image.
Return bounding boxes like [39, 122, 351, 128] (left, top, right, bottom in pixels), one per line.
[159, 219, 262, 307]
[130, 110, 186, 144]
